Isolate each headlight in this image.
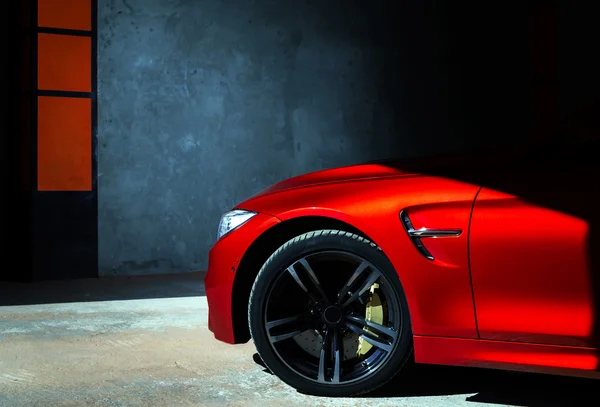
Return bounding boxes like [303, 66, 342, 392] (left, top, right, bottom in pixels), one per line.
[217, 209, 257, 240]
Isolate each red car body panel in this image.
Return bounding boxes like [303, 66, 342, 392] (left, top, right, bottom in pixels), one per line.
[240, 173, 481, 339]
[254, 163, 413, 197]
[470, 187, 593, 348]
[205, 161, 600, 378]
[205, 213, 280, 344]
[414, 336, 599, 379]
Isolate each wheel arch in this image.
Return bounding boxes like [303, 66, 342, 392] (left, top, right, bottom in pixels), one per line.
[231, 216, 374, 343]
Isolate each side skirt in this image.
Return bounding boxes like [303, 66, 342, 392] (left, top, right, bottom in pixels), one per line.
[414, 335, 600, 380]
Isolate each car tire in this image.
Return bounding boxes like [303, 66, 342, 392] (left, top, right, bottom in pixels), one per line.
[248, 229, 413, 397]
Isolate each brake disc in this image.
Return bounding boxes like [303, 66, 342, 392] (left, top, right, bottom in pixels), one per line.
[293, 330, 359, 361]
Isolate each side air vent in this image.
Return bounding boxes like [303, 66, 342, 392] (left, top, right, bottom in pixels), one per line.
[399, 210, 462, 261]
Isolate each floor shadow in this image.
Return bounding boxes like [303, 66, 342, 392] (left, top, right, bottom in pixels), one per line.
[0, 272, 206, 306]
[252, 353, 598, 405]
[373, 364, 598, 406]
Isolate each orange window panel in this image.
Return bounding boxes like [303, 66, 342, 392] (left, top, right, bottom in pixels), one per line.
[38, 33, 91, 92]
[38, 0, 91, 31]
[38, 96, 92, 191]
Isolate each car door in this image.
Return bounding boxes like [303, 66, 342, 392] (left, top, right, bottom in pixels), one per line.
[468, 140, 599, 348]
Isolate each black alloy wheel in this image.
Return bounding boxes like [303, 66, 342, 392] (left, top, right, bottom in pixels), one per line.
[249, 230, 413, 397]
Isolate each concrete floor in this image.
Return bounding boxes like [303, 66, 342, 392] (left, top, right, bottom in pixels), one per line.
[0, 274, 598, 407]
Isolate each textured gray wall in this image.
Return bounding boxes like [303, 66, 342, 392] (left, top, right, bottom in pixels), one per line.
[98, 0, 407, 275]
[98, 1, 542, 276]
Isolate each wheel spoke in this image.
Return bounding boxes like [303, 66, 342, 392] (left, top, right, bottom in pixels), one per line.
[317, 329, 331, 382]
[340, 270, 381, 308]
[336, 261, 369, 303]
[346, 314, 399, 339]
[266, 315, 306, 343]
[287, 266, 310, 293]
[287, 258, 329, 304]
[345, 321, 395, 353]
[316, 327, 343, 383]
[298, 258, 329, 303]
[332, 328, 342, 383]
[266, 316, 300, 330]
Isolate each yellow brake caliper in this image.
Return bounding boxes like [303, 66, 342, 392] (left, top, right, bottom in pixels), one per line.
[356, 283, 383, 357]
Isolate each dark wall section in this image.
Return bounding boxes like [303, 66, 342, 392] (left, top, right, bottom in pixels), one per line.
[33, 0, 99, 281]
[1, 5, 8, 279]
[2, 0, 33, 281]
[97, 0, 540, 275]
[559, 3, 600, 116]
[386, 2, 533, 156]
[3, 0, 99, 281]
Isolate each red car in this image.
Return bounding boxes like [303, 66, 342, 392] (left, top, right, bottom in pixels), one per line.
[205, 142, 599, 397]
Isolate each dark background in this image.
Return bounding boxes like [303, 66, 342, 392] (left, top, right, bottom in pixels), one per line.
[3, 1, 600, 280]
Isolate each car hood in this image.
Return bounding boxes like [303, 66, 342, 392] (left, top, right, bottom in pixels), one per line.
[250, 162, 415, 198]
[245, 149, 509, 201]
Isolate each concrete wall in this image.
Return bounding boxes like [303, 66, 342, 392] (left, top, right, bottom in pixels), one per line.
[97, 1, 530, 275]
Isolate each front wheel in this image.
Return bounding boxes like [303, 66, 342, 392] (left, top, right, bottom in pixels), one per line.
[248, 230, 413, 397]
